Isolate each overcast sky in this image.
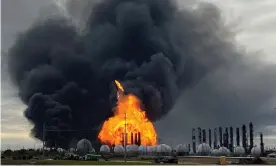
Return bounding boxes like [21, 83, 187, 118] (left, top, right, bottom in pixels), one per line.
[1, 0, 276, 150]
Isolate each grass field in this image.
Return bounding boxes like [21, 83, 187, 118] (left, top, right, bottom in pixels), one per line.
[1, 159, 153, 165]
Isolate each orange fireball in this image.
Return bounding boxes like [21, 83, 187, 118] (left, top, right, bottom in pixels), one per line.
[98, 80, 157, 146]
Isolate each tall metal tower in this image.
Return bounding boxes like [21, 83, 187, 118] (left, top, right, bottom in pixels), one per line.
[236, 127, 240, 146]
[242, 124, 247, 153]
[260, 132, 264, 156]
[229, 127, 234, 152]
[208, 129, 212, 148]
[214, 128, 217, 149]
[198, 128, 202, 144]
[192, 128, 196, 153]
[219, 127, 223, 147]
[249, 122, 254, 152]
[202, 129, 206, 143]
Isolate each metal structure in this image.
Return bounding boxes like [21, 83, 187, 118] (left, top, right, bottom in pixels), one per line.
[208, 129, 212, 148]
[229, 127, 233, 152]
[214, 128, 217, 149]
[223, 128, 229, 148]
[260, 132, 264, 156]
[198, 128, 202, 144]
[249, 122, 254, 152]
[202, 129, 206, 143]
[219, 127, 223, 147]
[192, 128, 196, 153]
[236, 127, 240, 146]
[242, 124, 247, 153]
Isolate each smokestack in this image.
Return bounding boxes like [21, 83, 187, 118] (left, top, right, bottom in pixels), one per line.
[138, 132, 141, 146]
[202, 129, 206, 143]
[131, 133, 134, 144]
[236, 127, 240, 146]
[198, 128, 202, 144]
[209, 129, 212, 148]
[219, 127, 223, 147]
[230, 127, 234, 152]
[260, 133, 264, 156]
[249, 122, 254, 151]
[214, 128, 217, 149]
[192, 128, 196, 153]
[242, 124, 247, 152]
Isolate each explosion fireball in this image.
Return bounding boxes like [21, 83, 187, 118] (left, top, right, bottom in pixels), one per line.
[98, 80, 157, 146]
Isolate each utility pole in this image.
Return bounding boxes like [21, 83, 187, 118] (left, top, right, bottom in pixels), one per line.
[124, 111, 127, 162]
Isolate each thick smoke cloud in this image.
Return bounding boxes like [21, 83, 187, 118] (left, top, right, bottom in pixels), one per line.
[6, 0, 276, 148]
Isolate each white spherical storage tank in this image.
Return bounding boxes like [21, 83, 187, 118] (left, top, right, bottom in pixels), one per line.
[138, 145, 147, 155]
[126, 145, 139, 154]
[114, 145, 124, 155]
[251, 146, 261, 157]
[218, 147, 230, 156]
[100, 145, 110, 153]
[234, 146, 245, 156]
[175, 144, 189, 156]
[211, 149, 219, 156]
[197, 143, 211, 156]
[77, 139, 94, 155]
[156, 144, 172, 155]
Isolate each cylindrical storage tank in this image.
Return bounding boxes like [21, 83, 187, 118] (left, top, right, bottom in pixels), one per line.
[234, 146, 245, 157]
[100, 145, 110, 154]
[211, 149, 220, 156]
[77, 139, 94, 155]
[138, 145, 147, 155]
[218, 147, 230, 156]
[251, 146, 261, 157]
[197, 143, 211, 156]
[175, 144, 189, 156]
[114, 145, 124, 155]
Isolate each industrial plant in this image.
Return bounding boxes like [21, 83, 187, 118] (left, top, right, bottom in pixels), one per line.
[191, 122, 265, 157]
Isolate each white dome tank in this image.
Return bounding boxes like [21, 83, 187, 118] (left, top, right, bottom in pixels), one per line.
[197, 143, 211, 156]
[114, 145, 124, 154]
[251, 146, 261, 157]
[211, 149, 219, 156]
[100, 145, 110, 153]
[138, 145, 147, 155]
[77, 139, 94, 154]
[234, 146, 245, 156]
[176, 144, 189, 153]
[156, 144, 172, 153]
[218, 147, 229, 156]
[126, 145, 139, 154]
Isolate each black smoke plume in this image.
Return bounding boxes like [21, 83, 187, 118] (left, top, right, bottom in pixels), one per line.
[6, 0, 276, 148]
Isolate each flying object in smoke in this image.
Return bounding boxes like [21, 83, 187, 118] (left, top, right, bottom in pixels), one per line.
[6, 0, 276, 148]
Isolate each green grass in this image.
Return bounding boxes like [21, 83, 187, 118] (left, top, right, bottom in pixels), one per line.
[1, 159, 153, 165]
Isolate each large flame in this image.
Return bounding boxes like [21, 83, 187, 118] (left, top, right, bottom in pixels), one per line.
[98, 80, 157, 146]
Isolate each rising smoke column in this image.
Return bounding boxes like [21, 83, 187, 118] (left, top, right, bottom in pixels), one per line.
[7, 0, 276, 148]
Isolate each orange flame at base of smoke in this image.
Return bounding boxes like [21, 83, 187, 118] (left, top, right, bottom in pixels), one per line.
[98, 81, 157, 146]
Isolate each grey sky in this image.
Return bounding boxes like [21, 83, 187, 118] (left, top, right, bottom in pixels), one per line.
[1, 0, 276, 150]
